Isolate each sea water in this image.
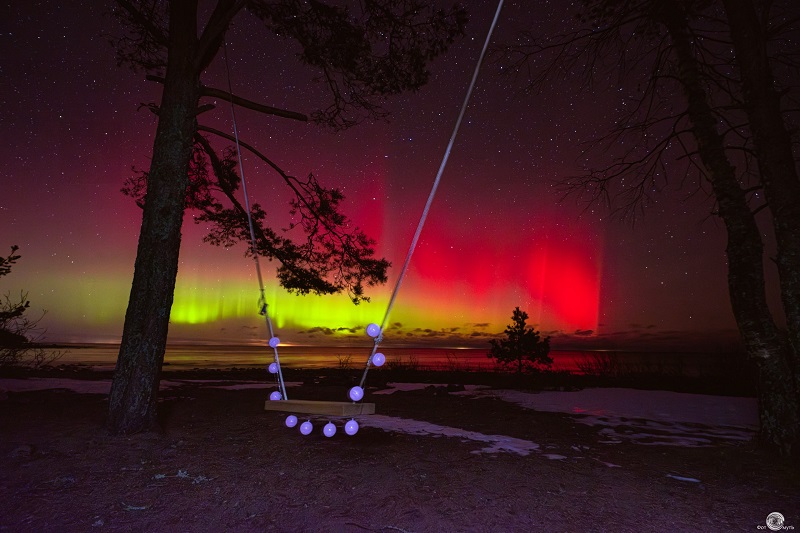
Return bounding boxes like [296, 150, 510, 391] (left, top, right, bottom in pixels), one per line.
[50, 343, 736, 376]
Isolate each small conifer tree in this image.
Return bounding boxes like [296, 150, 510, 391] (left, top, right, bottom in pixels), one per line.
[488, 307, 552, 373]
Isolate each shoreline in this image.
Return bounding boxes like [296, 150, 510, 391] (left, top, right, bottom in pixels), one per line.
[1, 361, 757, 398]
[40, 341, 751, 371]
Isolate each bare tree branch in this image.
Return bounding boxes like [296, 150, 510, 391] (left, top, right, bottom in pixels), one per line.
[195, 0, 248, 71]
[145, 74, 307, 121]
[116, 0, 168, 46]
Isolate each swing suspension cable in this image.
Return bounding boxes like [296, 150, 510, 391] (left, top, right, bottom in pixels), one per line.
[358, 0, 505, 389]
[222, 0, 503, 400]
[222, 40, 288, 401]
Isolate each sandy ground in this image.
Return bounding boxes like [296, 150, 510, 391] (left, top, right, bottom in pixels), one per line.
[0, 375, 798, 532]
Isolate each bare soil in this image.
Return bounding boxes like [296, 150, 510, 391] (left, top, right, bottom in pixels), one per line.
[1, 373, 798, 532]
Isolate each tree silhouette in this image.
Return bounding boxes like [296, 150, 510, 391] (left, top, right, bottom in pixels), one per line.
[107, 0, 467, 435]
[488, 307, 552, 374]
[501, 0, 800, 454]
[0, 246, 62, 368]
[0, 246, 27, 349]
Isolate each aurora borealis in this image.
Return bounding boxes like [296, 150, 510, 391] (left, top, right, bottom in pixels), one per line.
[1, 1, 754, 352]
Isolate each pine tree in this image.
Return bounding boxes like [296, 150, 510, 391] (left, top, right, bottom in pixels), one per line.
[488, 307, 552, 373]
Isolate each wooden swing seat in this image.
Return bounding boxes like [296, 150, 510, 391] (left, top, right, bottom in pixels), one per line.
[264, 399, 375, 416]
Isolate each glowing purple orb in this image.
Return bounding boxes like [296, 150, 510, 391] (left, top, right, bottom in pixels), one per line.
[269, 391, 282, 401]
[372, 352, 386, 367]
[345, 419, 359, 436]
[300, 421, 313, 435]
[349, 386, 364, 402]
[323, 422, 337, 438]
[366, 323, 380, 338]
[268, 362, 278, 374]
[285, 415, 298, 428]
[268, 337, 280, 348]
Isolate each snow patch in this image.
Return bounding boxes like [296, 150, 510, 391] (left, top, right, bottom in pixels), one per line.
[667, 474, 702, 483]
[361, 414, 541, 456]
[0, 378, 112, 395]
[470, 387, 757, 447]
[372, 383, 450, 395]
[374, 383, 490, 395]
[483, 388, 756, 429]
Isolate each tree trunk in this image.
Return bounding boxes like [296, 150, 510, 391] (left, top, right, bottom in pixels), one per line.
[658, 4, 798, 453]
[722, 0, 800, 449]
[757, 341, 798, 455]
[107, 0, 201, 435]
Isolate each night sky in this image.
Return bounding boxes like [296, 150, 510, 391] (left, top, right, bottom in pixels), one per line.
[1, 1, 758, 351]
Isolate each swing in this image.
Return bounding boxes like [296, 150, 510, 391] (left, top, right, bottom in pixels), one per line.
[222, 0, 505, 435]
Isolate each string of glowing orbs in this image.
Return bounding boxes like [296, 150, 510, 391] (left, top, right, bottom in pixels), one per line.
[228, 0, 505, 437]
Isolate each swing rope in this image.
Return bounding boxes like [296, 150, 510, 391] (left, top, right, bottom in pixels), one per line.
[358, 0, 505, 388]
[222, 40, 288, 401]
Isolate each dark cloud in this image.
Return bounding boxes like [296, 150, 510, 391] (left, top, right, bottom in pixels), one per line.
[303, 326, 336, 336]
